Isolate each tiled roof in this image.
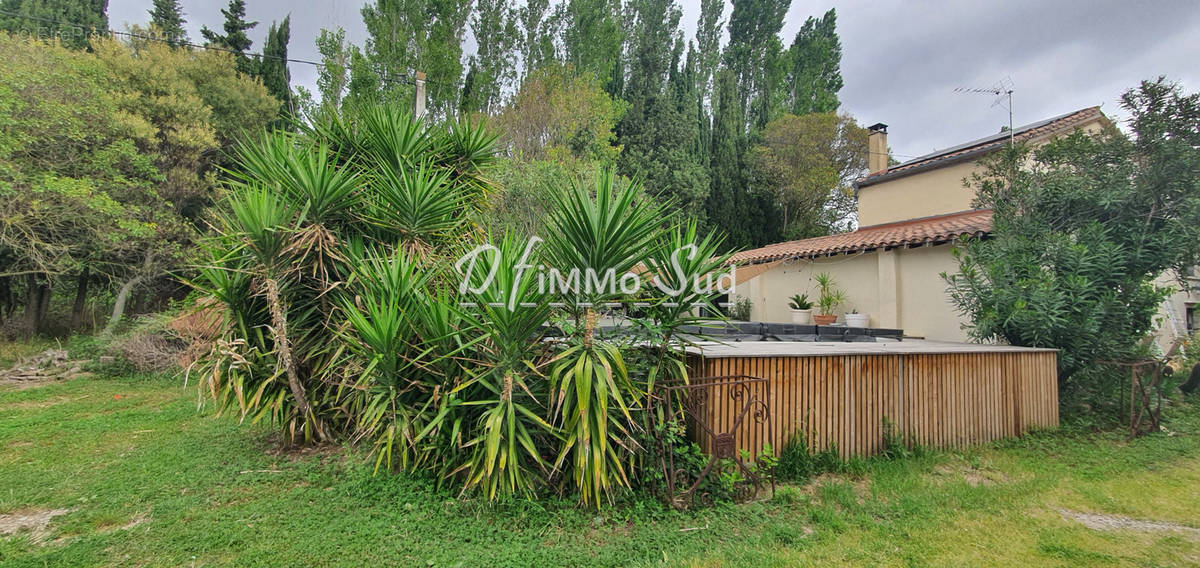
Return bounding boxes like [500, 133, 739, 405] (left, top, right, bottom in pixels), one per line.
[856, 106, 1105, 188]
[731, 209, 992, 264]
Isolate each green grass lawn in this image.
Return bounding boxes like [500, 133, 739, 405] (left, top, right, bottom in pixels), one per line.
[1, 370, 1198, 567]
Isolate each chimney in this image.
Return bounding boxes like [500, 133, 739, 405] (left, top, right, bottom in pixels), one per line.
[868, 123, 888, 175]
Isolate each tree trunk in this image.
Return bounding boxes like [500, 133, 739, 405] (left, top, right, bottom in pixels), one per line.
[262, 277, 314, 424]
[36, 280, 51, 333]
[23, 273, 46, 336]
[0, 276, 11, 324]
[22, 274, 37, 335]
[102, 274, 145, 336]
[71, 267, 90, 331]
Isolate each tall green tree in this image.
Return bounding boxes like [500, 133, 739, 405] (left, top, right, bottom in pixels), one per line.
[617, 0, 709, 219]
[259, 15, 293, 119]
[946, 79, 1200, 390]
[494, 63, 624, 163]
[704, 68, 776, 247]
[148, 0, 186, 47]
[559, 0, 623, 94]
[692, 0, 723, 107]
[0, 33, 277, 334]
[200, 0, 257, 75]
[786, 8, 842, 115]
[750, 112, 865, 238]
[314, 27, 348, 111]
[460, 0, 517, 114]
[0, 0, 108, 50]
[724, 0, 790, 129]
[516, 0, 555, 79]
[359, 0, 472, 116]
[0, 34, 154, 333]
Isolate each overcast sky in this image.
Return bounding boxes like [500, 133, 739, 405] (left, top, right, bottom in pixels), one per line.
[107, 0, 1200, 159]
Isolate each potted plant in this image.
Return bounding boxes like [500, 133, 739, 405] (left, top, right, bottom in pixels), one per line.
[813, 272, 844, 326]
[788, 293, 813, 324]
[844, 307, 869, 328]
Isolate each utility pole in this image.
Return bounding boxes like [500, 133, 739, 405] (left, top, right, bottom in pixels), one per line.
[414, 71, 426, 120]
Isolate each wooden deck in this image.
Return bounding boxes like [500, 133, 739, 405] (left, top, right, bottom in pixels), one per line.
[684, 340, 1058, 458]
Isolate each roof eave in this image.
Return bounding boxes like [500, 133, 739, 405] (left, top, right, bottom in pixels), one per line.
[736, 230, 990, 265]
[854, 145, 995, 189]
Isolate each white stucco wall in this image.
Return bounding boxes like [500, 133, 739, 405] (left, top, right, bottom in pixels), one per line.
[741, 253, 880, 325]
[894, 245, 970, 341]
[735, 245, 1194, 349]
[732, 243, 971, 340]
[1153, 270, 1200, 355]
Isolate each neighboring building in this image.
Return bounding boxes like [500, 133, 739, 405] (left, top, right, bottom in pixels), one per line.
[730, 106, 1198, 347]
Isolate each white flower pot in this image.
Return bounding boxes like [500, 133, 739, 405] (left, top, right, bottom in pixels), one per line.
[791, 309, 813, 325]
[845, 313, 869, 328]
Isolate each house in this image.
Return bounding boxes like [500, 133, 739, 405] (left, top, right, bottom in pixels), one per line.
[730, 106, 1199, 348]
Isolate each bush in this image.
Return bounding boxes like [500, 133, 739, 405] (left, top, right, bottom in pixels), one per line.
[190, 104, 734, 508]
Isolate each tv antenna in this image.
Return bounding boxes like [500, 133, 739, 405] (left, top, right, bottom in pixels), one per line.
[955, 77, 1015, 145]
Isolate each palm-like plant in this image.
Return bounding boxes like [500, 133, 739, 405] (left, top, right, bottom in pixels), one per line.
[641, 221, 733, 387]
[542, 170, 665, 506]
[814, 271, 845, 316]
[450, 234, 558, 498]
[192, 102, 745, 507]
[368, 161, 463, 252]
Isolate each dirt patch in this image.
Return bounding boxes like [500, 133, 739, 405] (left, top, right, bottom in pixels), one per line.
[1058, 509, 1200, 540]
[265, 440, 345, 463]
[0, 508, 74, 543]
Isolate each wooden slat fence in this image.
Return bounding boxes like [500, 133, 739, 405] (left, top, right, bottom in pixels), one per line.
[685, 351, 1058, 458]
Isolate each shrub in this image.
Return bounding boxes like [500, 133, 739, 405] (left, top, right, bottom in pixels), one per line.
[190, 104, 733, 507]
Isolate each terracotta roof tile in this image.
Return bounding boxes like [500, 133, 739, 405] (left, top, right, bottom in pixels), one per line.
[857, 106, 1105, 188]
[731, 209, 992, 264]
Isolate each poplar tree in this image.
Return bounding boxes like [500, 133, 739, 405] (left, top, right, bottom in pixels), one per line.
[692, 0, 723, 107]
[461, 0, 517, 114]
[559, 0, 623, 95]
[315, 27, 348, 110]
[724, 0, 790, 129]
[516, 0, 556, 79]
[359, 0, 472, 116]
[786, 8, 843, 115]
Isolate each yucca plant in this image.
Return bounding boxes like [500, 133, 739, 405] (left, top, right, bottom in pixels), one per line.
[338, 246, 456, 471]
[194, 104, 501, 450]
[541, 169, 666, 506]
[228, 133, 364, 284]
[224, 185, 321, 429]
[449, 234, 558, 498]
[640, 220, 733, 388]
[192, 101, 747, 508]
[368, 161, 463, 253]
